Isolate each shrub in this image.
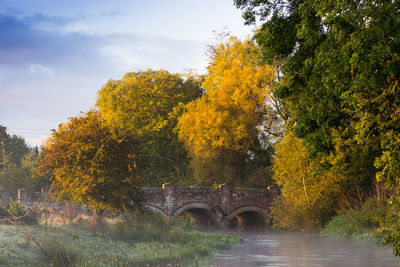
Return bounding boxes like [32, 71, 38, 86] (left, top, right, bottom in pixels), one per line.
[87, 213, 107, 234]
[5, 197, 25, 217]
[270, 133, 343, 232]
[36, 238, 80, 267]
[173, 214, 193, 231]
[321, 199, 391, 239]
[383, 224, 400, 256]
[108, 213, 173, 242]
[320, 215, 352, 237]
[0, 198, 38, 225]
[60, 206, 78, 225]
[270, 196, 332, 232]
[166, 228, 192, 244]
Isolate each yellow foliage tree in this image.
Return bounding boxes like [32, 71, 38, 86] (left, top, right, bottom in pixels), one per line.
[178, 37, 275, 159]
[38, 111, 144, 212]
[271, 132, 344, 231]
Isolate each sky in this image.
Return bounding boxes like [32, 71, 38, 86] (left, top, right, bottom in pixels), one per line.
[0, 0, 255, 147]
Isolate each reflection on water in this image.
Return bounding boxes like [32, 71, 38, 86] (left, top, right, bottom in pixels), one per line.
[212, 230, 400, 267]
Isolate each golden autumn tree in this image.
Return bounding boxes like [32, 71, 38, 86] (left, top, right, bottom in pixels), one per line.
[178, 37, 276, 185]
[38, 111, 145, 212]
[271, 132, 344, 231]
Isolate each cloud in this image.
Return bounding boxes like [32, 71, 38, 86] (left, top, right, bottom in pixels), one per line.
[0, 13, 37, 49]
[0, 11, 210, 147]
[22, 12, 75, 27]
[29, 64, 52, 73]
[0, 12, 207, 72]
[99, 33, 207, 73]
[101, 9, 123, 17]
[0, 13, 83, 65]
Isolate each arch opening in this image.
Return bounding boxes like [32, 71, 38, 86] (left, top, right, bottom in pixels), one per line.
[228, 211, 266, 229]
[176, 208, 215, 229]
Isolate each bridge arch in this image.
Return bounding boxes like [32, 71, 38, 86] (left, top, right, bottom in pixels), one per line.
[143, 204, 168, 217]
[172, 202, 222, 227]
[225, 205, 268, 228]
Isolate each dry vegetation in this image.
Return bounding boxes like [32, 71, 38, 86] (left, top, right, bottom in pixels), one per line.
[0, 201, 241, 267]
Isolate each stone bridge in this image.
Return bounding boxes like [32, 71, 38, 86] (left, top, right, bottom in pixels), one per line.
[0, 184, 279, 228]
[142, 184, 279, 228]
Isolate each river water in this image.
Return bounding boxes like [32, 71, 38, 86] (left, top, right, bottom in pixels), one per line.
[211, 230, 400, 267]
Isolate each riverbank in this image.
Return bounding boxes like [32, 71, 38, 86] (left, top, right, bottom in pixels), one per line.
[0, 214, 242, 266]
[320, 199, 395, 250]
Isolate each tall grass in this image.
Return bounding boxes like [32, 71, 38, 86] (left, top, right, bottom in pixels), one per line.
[107, 213, 173, 242]
[36, 238, 80, 266]
[0, 211, 241, 266]
[321, 199, 391, 240]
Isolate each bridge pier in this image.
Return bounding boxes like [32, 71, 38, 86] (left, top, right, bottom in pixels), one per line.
[162, 183, 176, 216]
[219, 184, 232, 212]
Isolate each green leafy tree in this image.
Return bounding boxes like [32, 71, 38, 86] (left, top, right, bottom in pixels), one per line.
[235, 0, 400, 252]
[235, 0, 399, 160]
[96, 70, 203, 186]
[0, 125, 30, 170]
[0, 150, 50, 191]
[0, 125, 47, 191]
[38, 111, 144, 211]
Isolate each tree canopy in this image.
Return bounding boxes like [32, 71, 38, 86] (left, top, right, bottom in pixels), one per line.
[97, 70, 203, 136]
[235, 0, 400, 157]
[0, 125, 30, 170]
[96, 70, 203, 185]
[38, 111, 144, 211]
[235, 0, 400, 251]
[0, 125, 47, 191]
[178, 37, 277, 186]
[271, 131, 344, 231]
[178, 37, 275, 158]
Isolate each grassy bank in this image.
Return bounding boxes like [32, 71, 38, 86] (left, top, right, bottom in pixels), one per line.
[0, 212, 241, 266]
[320, 199, 392, 243]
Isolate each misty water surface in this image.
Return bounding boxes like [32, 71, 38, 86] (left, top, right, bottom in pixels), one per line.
[212, 230, 399, 267]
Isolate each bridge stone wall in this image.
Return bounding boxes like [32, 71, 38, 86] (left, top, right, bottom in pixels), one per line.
[143, 184, 279, 226]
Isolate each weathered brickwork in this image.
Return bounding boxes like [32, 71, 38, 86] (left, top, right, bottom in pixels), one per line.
[143, 184, 279, 227]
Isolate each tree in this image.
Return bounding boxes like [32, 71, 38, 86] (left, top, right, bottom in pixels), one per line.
[0, 150, 50, 191]
[96, 70, 203, 186]
[0, 125, 47, 191]
[271, 131, 343, 231]
[235, 0, 400, 251]
[0, 125, 30, 170]
[38, 111, 144, 211]
[178, 37, 277, 185]
[235, 0, 400, 158]
[188, 150, 247, 186]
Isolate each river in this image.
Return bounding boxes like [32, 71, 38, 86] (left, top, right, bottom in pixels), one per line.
[211, 230, 400, 267]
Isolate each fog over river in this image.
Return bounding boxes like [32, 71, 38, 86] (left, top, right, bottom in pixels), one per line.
[211, 230, 400, 267]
